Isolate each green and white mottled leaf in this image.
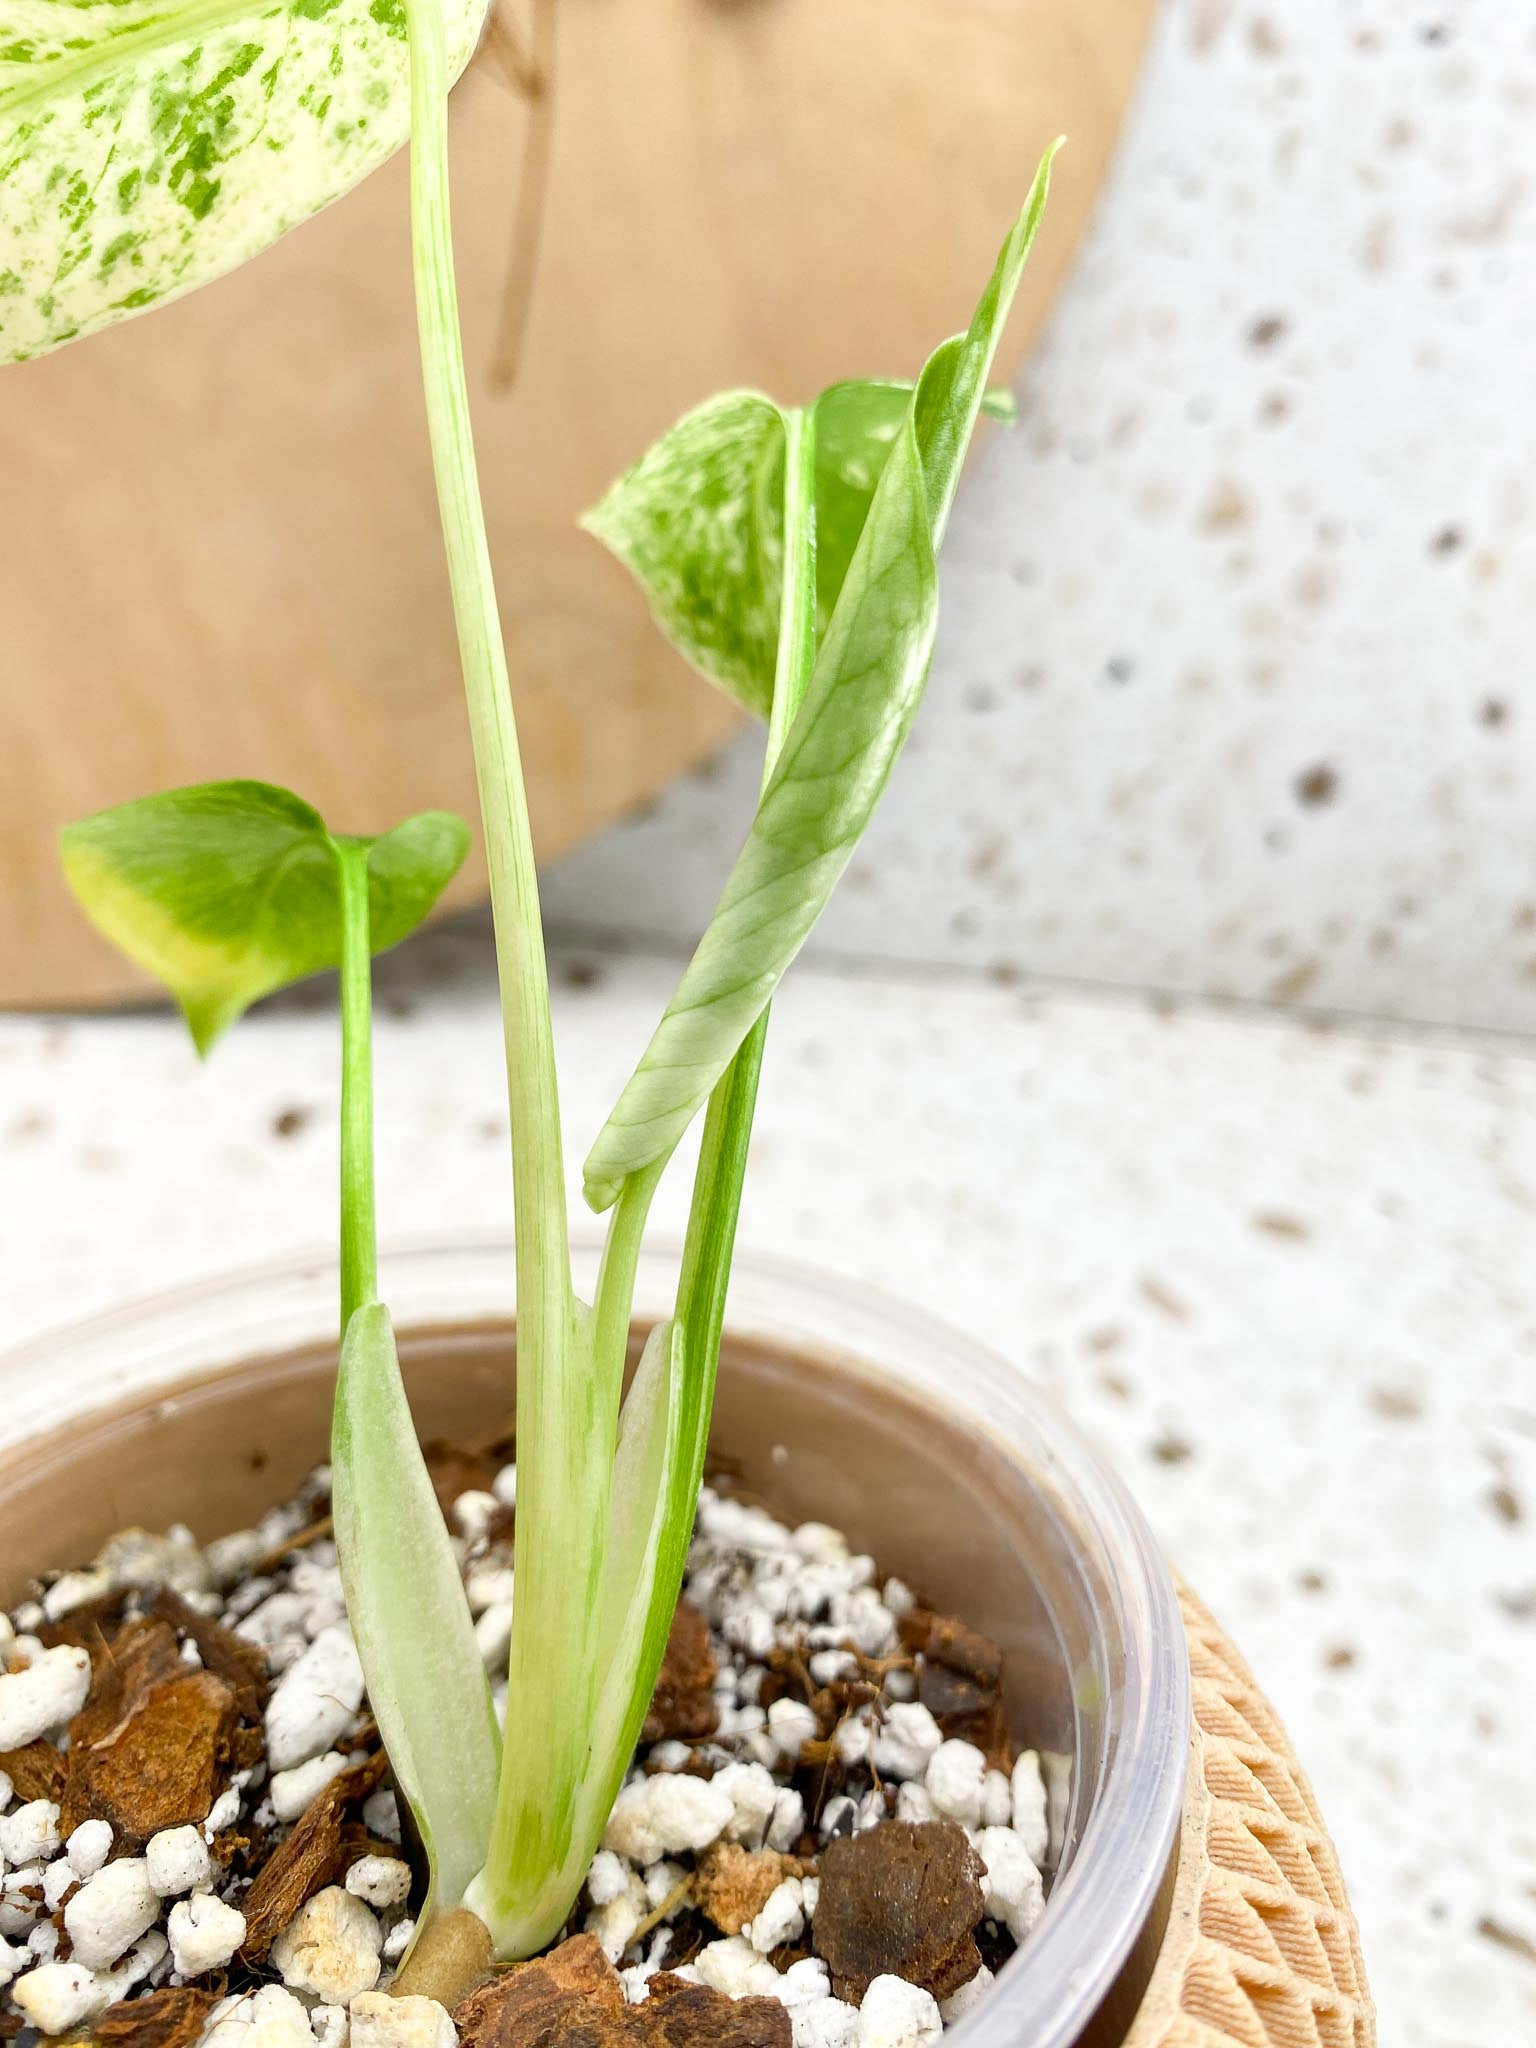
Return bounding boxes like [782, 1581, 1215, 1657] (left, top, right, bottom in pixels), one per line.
[582, 147, 1059, 1210]
[0, 0, 489, 362]
[333, 1300, 500, 1920]
[582, 392, 785, 720]
[583, 379, 1017, 724]
[60, 778, 468, 1050]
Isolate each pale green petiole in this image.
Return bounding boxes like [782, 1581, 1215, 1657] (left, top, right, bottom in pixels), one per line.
[335, 840, 379, 1330]
[327, 828, 496, 1929]
[401, 0, 622, 1955]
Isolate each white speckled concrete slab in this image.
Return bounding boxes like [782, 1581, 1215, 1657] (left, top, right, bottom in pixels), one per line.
[543, 0, 1536, 1036]
[1, 939, 1531, 2043]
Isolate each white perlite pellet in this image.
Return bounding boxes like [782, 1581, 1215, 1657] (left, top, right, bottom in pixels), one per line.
[270, 1750, 351, 1823]
[767, 1696, 819, 1761]
[585, 1849, 631, 1907]
[346, 1854, 412, 1911]
[923, 1740, 989, 1830]
[857, 1975, 943, 2048]
[1010, 1751, 1049, 1866]
[692, 1935, 785, 1999]
[10, 1960, 109, 2035]
[979, 1769, 1013, 1830]
[65, 1819, 113, 1880]
[351, 1989, 460, 2047]
[0, 1799, 60, 1866]
[766, 1786, 805, 1854]
[310, 2005, 349, 2048]
[361, 1788, 401, 1844]
[973, 1826, 1045, 1942]
[167, 1891, 247, 1976]
[871, 1702, 942, 1781]
[451, 1491, 499, 1541]
[203, 1983, 316, 2046]
[271, 1885, 382, 2003]
[588, 1871, 647, 1964]
[382, 1917, 416, 1963]
[714, 1762, 779, 1848]
[0, 1645, 90, 1750]
[749, 1878, 807, 1953]
[264, 1627, 365, 1770]
[145, 1823, 212, 1896]
[64, 1856, 158, 1970]
[602, 1775, 734, 1864]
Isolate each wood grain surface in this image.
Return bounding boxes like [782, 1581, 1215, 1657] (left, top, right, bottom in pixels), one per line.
[0, 0, 1157, 1006]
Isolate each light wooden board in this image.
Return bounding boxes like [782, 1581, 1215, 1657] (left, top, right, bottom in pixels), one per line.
[0, 0, 1156, 1007]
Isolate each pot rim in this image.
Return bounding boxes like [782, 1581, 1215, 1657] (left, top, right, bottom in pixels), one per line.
[0, 1234, 1190, 2046]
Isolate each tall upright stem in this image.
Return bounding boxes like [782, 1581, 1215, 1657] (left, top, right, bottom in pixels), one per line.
[674, 406, 818, 1476]
[404, 0, 624, 1953]
[336, 840, 378, 1330]
[402, 0, 570, 1323]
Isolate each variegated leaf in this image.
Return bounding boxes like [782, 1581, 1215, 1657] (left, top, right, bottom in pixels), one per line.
[0, 0, 488, 361]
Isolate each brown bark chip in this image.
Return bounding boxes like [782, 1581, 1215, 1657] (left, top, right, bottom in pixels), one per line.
[641, 1601, 718, 1745]
[239, 1751, 388, 1962]
[455, 1933, 624, 2046]
[898, 1612, 1002, 1686]
[455, 1942, 791, 2048]
[634, 1975, 791, 2048]
[93, 1985, 218, 2048]
[148, 1588, 269, 1720]
[0, 1741, 65, 1804]
[692, 1843, 799, 1937]
[813, 1819, 986, 2004]
[59, 1614, 241, 1844]
[898, 1610, 1013, 1771]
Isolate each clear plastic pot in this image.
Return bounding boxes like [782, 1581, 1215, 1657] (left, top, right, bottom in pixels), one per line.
[0, 1239, 1189, 2046]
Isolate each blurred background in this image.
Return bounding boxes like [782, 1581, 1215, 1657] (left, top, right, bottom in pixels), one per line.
[4, 3, 1535, 2043]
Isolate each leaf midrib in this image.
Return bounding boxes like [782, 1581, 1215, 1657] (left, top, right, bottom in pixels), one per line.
[0, 0, 273, 121]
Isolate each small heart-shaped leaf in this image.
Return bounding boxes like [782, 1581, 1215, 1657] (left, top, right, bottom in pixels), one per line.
[60, 778, 468, 1050]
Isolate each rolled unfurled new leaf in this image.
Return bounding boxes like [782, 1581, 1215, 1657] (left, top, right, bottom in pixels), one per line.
[582, 146, 1059, 1210]
[60, 780, 468, 1051]
[333, 1301, 501, 1921]
[0, 0, 490, 363]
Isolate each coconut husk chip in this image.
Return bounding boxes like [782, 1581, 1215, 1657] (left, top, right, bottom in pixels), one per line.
[147, 1588, 269, 1721]
[455, 1931, 625, 2044]
[635, 1974, 790, 2048]
[238, 1750, 389, 1962]
[898, 1609, 1014, 1773]
[454, 1936, 792, 2048]
[0, 1740, 65, 1804]
[813, 1819, 985, 2004]
[58, 1616, 241, 1845]
[691, 1844, 801, 1938]
[92, 1984, 219, 2047]
[641, 1600, 718, 1746]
